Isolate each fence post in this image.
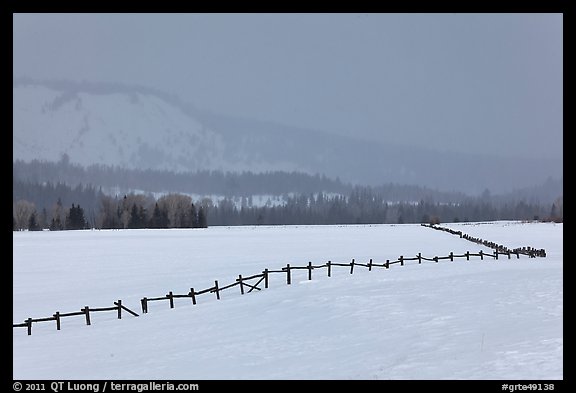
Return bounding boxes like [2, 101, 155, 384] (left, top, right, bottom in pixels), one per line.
[449, 252, 453, 262]
[239, 275, 245, 295]
[385, 259, 389, 269]
[286, 264, 291, 285]
[263, 270, 269, 289]
[141, 297, 148, 314]
[480, 250, 484, 260]
[417, 253, 421, 264]
[167, 291, 174, 308]
[494, 250, 499, 260]
[466, 251, 470, 261]
[350, 259, 355, 274]
[400, 255, 404, 266]
[189, 288, 197, 305]
[434, 256, 438, 263]
[26, 318, 32, 336]
[214, 280, 221, 300]
[515, 251, 520, 259]
[327, 261, 331, 277]
[507, 251, 511, 259]
[54, 312, 61, 330]
[83, 306, 91, 326]
[307, 262, 313, 280]
[117, 300, 122, 319]
[368, 258, 373, 271]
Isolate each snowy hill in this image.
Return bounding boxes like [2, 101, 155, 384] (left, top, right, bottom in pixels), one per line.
[13, 79, 562, 193]
[13, 83, 230, 172]
[13, 222, 562, 379]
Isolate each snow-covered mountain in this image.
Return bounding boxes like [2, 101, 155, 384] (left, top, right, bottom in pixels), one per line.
[13, 79, 562, 194]
[14, 83, 230, 172]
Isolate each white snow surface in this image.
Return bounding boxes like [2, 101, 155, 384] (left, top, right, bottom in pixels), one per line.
[13, 222, 562, 380]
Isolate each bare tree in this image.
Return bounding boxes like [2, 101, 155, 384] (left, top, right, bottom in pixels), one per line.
[13, 200, 36, 230]
[98, 195, 120, 229]
[118, 193, 154, 228]
[157, 193, 193, 227]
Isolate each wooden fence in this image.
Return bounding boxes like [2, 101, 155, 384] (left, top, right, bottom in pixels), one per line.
[420, 223, 546, 257]
[138, 246, 543, 314]
[12, 300, 139, 336]
[15, 224, 548, 333]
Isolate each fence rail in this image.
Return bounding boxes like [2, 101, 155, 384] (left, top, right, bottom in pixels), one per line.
[12, 300, 139, 336]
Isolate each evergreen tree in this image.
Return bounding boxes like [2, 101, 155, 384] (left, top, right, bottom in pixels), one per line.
[197, 206, 208, 228]
[65, 203, 87, 230]
[189, 203, 198, 228]
[128, 203, 146, 229]
[28, 211, 41, 231]
[150, 203, 169, 228]
[50, 216, 63, 231]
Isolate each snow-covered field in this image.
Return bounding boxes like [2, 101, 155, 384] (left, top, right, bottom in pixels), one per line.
[13, 222, 562, 380]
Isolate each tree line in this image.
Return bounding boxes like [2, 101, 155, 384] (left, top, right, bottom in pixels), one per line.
[207, 187, 563, 226]
[13, 184, 562, 231]
[13, 157, 351, 198]
[13, 193, 207, 231]
[14, 158, 563, 206]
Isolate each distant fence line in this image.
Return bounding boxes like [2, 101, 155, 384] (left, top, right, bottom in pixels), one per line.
[15, 225, 547, 335]
[12, 300, 138, 336]
[420, 223, 546, 258]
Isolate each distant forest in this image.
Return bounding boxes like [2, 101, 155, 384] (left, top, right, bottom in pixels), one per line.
[13, 158, 562, 204]
[13, 162, 563, 230]
[13, 158, 351, 197]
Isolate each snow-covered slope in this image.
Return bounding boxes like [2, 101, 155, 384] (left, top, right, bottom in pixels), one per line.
[12, 222, 562, 379]
[13, 80, 562, 193]
[13, 84, 229, 171]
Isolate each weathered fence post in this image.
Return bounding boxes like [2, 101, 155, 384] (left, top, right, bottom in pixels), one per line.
[494, 250, 499, 260]
[117, 300, 122, 319]
[83, 306, 91, 326]
[434, 256, 438, 263]
[385, 259, 389, 269]
[54, 312, 61, 330]
[286, 264, 291, 285]
[239, 275, 245, 295]
[167, 291, 174, 308]
[307, 262, 313, 280]
[26, 318, 32, 336]
[480, 250, 484, 260]
[417, 253, 421, 264]
[515, 251, 520, 259]
[263, 269, 269, 289]
[350, 258, 355, 274]
[141, 297, 148, 314]
[466, 251, 470, 261]
[400, 255, 404, 266]
[449, 252, 453, 262]
[368, 258, 373, 271]
[189, 288, 196, 305]
[327, 261, 332, 277]
[507, 251, 511, 259]
[214, 280, 221, 300]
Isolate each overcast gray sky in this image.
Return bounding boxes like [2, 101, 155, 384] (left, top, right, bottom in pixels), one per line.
[13, 13, 562, 159]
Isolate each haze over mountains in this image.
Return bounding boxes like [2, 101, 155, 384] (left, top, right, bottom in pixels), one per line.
[13, 78, 562, 196]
